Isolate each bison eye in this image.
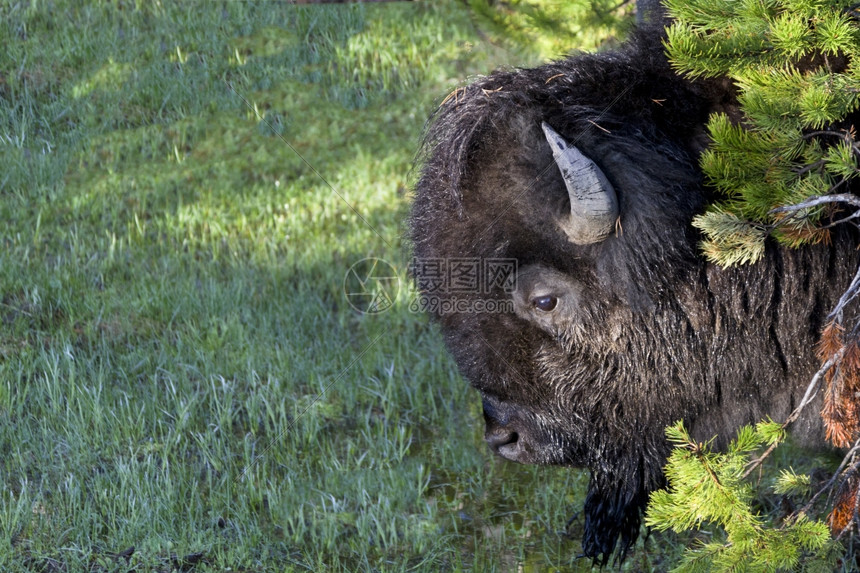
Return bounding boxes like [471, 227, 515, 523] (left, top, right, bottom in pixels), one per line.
[532, 295, 558, 312]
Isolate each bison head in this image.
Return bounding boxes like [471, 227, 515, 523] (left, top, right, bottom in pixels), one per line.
[410, 31, 850, 563]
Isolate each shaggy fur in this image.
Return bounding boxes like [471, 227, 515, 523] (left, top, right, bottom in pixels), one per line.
[410, 28, 860, 563]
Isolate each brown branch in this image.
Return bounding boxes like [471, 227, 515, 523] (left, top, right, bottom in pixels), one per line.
[838, 477, 860, 540]
[794, 159, 826, 177]
[802, 130, 854, 141]
[799, 439, 860, 517]
[742, 441, 781, 480]
[817, 210, 860, 230]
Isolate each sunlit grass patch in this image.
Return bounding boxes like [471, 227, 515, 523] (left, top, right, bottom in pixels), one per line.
[0, 1, 640, 571]
[465, 0, 634, 58]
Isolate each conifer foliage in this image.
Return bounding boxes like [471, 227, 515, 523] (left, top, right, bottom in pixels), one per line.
[645, 422, 840, 571]
[645, 1, 860, 569]
[662, 0, 860, 267]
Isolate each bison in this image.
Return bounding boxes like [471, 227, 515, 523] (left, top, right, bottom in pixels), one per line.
[409, 26, 860, 563]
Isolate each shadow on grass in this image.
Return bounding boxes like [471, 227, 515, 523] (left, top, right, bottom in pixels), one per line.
[0, 1, 645, 570]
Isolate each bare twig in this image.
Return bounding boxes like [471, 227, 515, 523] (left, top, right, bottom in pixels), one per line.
[769, 193, 860, 215]
[815, 210, 860, 230]
[742, 353, 842, 479]
[790, 353, 843, 426]
[799, 439, 860, 517]
[829, 262, 860, 323]
[794, 159, 826, 177]
[802, 129, 855, 141]
[742, 441, 781, 479]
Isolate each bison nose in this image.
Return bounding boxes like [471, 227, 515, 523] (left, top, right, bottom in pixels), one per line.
[482, 396, 530, 462]
[485, 426, 530, 462]
[485, 428, 519, 455]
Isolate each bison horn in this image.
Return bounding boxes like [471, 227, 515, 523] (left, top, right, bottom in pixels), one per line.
[541, 122, 619, 244]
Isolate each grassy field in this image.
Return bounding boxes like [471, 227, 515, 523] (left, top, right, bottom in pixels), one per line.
[0, 1, 682, 571]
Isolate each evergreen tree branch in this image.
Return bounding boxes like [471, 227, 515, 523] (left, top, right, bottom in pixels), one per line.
[652, 0, 860, 564]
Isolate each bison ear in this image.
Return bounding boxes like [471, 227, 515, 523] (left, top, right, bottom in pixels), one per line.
[541, 122, 619, 245]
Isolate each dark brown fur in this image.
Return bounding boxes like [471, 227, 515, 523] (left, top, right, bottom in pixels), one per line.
[410, 28, 859, 563]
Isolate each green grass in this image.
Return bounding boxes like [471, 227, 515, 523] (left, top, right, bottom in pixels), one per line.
[0, 1, 655, 571]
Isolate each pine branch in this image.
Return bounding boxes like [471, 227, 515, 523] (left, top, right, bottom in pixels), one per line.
[652, 1, 860, 566]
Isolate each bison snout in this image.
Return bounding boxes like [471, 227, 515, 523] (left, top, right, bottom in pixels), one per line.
[484, 427, 523, 460]
[482, 396, 532, 463]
